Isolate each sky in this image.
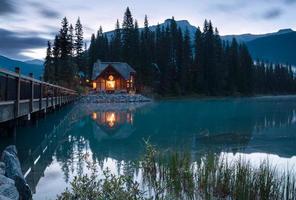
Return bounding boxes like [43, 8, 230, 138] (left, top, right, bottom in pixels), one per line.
[0, 0, 295, 60]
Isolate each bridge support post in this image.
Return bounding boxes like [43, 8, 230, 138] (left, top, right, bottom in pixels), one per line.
[4, 74, 8, 101]
[29, 73, 34, 113]
[39, 77, 43, 112]
[14, 67, 20, 119]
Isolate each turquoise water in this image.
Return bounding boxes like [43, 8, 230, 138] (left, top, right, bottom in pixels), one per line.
[1, 96, 296, 199]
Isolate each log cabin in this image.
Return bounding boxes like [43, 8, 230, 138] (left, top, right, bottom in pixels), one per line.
[92, 60, 136, 93]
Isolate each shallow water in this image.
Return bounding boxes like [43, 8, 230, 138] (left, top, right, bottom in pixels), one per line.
[1, 95, 296, 199]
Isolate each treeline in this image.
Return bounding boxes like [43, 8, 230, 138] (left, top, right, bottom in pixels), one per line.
[45, 7, 296, 95]
[87, 7, 296, 96]
[44, 17, 87, 88]
[254, 62, 295, 94]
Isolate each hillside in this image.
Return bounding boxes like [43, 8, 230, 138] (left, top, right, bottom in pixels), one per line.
[25, 59, 44, 66]
[0, 55, 44, 77]
[221, 29, 294, 43]
[246, 32, 296, 65]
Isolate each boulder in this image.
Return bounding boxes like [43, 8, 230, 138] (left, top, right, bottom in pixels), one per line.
[0, 194, 14, 200]
[1, 146, 32, 200]
[0, 184, 19, 200]
[0, 175, 14, 186]
[0, 162, 5, 175]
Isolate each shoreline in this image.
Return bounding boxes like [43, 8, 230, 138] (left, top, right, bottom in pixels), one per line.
[153, 93, 296, 101]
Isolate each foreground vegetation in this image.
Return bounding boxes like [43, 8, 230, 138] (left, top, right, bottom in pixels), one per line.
[57, 142, 296, 200]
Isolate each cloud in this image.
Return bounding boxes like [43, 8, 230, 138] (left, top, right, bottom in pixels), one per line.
[262, 8, 283, 19]
[0, 0, 16, 15]
[29, 2, 61, 18]
[213, 2, 245, 12]
[40, 9, 60, 18]
[285, 0, 296, 4]
[0, 28, 48, 59]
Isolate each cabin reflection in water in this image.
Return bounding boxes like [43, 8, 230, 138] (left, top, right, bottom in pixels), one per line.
[91, 110, 134, 138]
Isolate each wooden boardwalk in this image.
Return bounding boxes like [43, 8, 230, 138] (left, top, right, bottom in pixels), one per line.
[0, 67, 78, 124]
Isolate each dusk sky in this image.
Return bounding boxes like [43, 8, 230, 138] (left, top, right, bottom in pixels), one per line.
[0, 0, 295, 60]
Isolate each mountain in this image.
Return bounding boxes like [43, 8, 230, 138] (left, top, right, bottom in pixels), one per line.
[104, 19, 295, 66]
[221, 28, 294, 43]
[25, 59, 44, 66]
[0, 55, 44, 77]
[246, 31, 296, 65]
[105, 19, 198, 41]
[149, 19, 198, 40]
[222, 29, 296, 65]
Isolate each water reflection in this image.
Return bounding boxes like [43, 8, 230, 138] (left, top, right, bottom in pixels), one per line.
[1, 96, 296, 199]
[92, 110, 133, 130]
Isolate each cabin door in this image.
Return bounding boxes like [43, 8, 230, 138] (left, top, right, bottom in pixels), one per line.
[106, 75, 115, 91]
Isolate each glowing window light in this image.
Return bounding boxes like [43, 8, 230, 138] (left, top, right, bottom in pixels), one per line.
[92, 112, 97, 120]
[108, 75, 114, 81]
[93, 82, 97, 89]
[106, 81, 115, 90]
[106, 112, 116, 127]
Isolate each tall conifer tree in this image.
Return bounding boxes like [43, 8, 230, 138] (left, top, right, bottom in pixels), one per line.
[122, 7, 134, 63]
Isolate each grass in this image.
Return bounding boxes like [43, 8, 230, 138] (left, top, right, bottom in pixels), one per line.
[57, 142, 296, 200]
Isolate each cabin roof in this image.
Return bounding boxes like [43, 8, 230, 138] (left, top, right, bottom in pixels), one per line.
[92, 60, 136, 80]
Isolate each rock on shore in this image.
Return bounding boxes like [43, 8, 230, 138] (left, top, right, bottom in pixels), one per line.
[81, 93, 152, 104]
[1, 146, 32, 200]
[0, 163, 19, 200]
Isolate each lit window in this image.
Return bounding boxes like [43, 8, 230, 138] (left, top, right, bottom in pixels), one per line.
[93, 82, 97, 89]
[108, 75, 114, 81]
[106, 80, 115, 90]
[92, 112, 97, 120]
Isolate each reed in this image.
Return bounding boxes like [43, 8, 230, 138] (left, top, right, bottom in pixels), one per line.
[58, 143, 296, 200]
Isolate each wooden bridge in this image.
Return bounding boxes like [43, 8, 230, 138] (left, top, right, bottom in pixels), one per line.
[0, 67, 78, 124]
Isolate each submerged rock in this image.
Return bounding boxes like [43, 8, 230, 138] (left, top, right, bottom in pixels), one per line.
[1, 146, 32, 200]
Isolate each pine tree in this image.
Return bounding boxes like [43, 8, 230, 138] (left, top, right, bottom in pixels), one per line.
[59, 17, 71, 59]
[227, 38, 239, 93]
[139, 15, 153, 87]
[133, 20, 140, 66]
[75, 17, 84, 73]
[52, 35, 60, 83]
[58, 17, 74, 85]
[181, 28, 193, 93]
[95, 26, 103, 60]
[110, 20, 121, 61]
[88, 34, 96, 79]
[238, 44, 253, 94]
[122, 7, 134, 64]
[44, 41, 54, 82]
[194, 27, 203, 93]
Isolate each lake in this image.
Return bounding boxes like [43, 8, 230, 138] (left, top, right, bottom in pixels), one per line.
[1, 95, 296, 199]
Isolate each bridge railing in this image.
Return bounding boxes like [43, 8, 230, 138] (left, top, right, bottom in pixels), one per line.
[0, 67, 78, 123]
